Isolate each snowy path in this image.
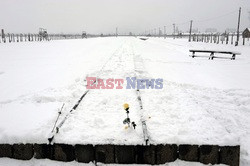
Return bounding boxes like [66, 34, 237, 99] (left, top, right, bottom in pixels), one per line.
[55, 40, 148, 145]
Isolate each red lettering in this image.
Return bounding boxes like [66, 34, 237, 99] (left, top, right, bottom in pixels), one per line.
[106, 78, 114, 89]
[115, 79, 124, 89]
[97, 79, 106, 89]
[86, 77, 97, 89]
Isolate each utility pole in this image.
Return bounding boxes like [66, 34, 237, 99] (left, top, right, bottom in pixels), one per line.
[189, 20, 193, 42]
[164, 26, 166, 39]
[235, 7, 241, 46]
[159, 27, 160, 37]
[154, 28, 156, 37]
[116, 27, 118, 37]
[173, 24, 175, 39]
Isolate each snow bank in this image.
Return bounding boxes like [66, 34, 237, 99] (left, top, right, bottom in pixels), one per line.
[0, 37, 126, 144]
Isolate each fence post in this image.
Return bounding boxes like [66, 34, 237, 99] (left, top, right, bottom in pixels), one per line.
[231, 33, 234, 45]
[1, 29, 6, 43]
[226, 34, 229, 44]
[8, 33, 11, 43]
[12, 34, 15, 42]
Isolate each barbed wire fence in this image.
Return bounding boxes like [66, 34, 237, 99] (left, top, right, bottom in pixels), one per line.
[0, 30, 103, 44]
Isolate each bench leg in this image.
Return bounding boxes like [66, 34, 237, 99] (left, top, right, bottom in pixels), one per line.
[231, 54, 236, 60]
[209, 52, 214, 60]
[192, 52, 195, 58]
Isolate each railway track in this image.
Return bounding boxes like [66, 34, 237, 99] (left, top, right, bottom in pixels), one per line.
[48, 43, 125, 144]
[48, 39, 151, 145]
[131, 41, 151, 145]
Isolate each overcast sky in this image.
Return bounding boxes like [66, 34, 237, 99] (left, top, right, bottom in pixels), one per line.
[0, 0, 250, 34]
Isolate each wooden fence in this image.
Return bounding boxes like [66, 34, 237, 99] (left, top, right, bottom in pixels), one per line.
[151, 33, 249, 46]
[0, 29, 96, 44]
[1, 29, 249, 47]
[188, 33, 250, 46]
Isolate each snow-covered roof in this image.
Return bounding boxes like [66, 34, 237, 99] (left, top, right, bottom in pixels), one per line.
[245, 28, 250, 32]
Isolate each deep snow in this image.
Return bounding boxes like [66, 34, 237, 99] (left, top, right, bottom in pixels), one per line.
[0, 37, 250, 165]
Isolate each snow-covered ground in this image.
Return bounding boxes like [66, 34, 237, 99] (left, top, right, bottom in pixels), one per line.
[0, 37, 250, 165]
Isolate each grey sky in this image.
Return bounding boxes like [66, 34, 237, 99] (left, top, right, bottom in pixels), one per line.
[1, 0, 250, 34]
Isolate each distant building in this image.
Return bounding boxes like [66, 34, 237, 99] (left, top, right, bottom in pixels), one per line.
[82, 31, 87, 38]
[242, 28, 250, 38]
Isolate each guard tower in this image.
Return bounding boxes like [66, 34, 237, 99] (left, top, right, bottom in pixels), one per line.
[39, 28, 48, 40]
[82, 31, 87, 38]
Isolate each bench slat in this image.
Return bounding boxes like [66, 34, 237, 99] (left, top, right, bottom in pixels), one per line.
[189, 50, 241, 55]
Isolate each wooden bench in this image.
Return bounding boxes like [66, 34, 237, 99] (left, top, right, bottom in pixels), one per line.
[189, 50, 241, 60]
[139, 37, 149, 41]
